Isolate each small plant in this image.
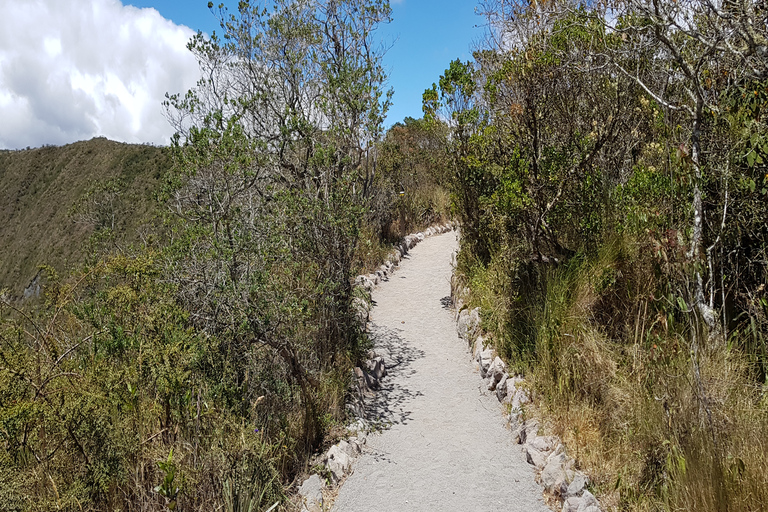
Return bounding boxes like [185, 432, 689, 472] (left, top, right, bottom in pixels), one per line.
[154, 449, 180, 510]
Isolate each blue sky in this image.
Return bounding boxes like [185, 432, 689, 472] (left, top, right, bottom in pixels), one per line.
[126, 0, 483, 126]
[0, 0, 481, 149]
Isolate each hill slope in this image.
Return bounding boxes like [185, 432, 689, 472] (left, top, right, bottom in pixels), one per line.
[0, 137, 169, 295]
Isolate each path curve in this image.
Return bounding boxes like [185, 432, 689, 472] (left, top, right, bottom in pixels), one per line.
[333, 232, 548, 512]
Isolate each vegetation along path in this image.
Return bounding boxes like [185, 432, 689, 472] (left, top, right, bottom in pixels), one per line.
[333, 232, 548, 511]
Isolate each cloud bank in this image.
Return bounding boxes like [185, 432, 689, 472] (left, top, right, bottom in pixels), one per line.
[0, 0, 200, 149]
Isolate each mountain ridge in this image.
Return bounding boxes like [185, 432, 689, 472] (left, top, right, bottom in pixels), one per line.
[0, 137, 169, 295]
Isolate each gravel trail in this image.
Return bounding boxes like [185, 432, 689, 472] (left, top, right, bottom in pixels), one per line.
[333, 232, 548, 512]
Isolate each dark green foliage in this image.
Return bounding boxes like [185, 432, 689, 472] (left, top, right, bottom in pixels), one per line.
[0, 0, 394, 510]
[439, 1, 768, 509]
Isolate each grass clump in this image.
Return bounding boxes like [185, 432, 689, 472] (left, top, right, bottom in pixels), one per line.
[458, 233, 768, 511]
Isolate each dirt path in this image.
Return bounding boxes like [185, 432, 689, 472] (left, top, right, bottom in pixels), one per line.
[333, 232, 548, 512]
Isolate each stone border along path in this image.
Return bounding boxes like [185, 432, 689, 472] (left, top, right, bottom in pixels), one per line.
[322, 228, 550, 512]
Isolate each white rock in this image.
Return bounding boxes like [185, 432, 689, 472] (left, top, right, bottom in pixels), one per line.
[486, 357, 507, 390]
[541, 452, 570, 496]
[338, 439, 361, 459]
[325, 444, 352, 483]
[530, 435, 557, 452]
[525, 445, 549, 468]
[454, 299, 465, 320]
[347, 418, 368, 433]
[576, 490, 599, 511]
[457, 309, 471, 339]
[298, 474, 324, 512]
[495, 373, 509, 401]
[566, 473, 589, 497]
[473, 335, 485, 359]
[562, 496, 582, 512]
[510, 386, 530, 411]
[354, 366, 378, 392]
[416, 233, 425, 241]
[477, 348, 495, 377]
[524, 435, 558, 468]
[366, 356, 386, 380]
[466, 307, 481, 339]
[516, 419, 539, 444]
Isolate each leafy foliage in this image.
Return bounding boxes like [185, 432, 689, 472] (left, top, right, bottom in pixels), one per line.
[437, 1, 768, 510]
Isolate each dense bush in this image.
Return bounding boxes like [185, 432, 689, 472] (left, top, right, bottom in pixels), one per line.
[0, 0, 399, 510]
[431, 1, 768, 509]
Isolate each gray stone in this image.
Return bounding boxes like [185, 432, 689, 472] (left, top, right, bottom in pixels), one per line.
[366, 356, 386, 380]
[541, 451, 570, 496]
[485, 357, 507, 390]
[495, 373, 509, 402]
[576, 490, 599, 511]
[466, 307, 481, 339]
[529, 435, 557, 452]
[338, 439, 361, 459]
[325, 444, 352, 483]
[502, 377, 516, 402]
[347, 418, 368, 433]
[545, 446, 568, 466]
[454, 299, 465, 320]
[355, 275, 373, 292]
[525, 445, 549, 468]
[298, 474, 324, 512]
[566, 472, 589, 497]
[524, 435, 557, 468]
[473, 335, 485, 359]
[348, 433, 366, 447]
[352, 297, 369, 329]
[510, 385, 530, 411]
[562, 496, 582, 512]
[457, 308, 471, 339]
[517, 419, 539, 445]
[354, 366, 378, 392]
[477, 349, 495, 377]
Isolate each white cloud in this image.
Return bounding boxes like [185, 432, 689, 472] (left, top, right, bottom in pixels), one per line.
[0, 0, 200, 149]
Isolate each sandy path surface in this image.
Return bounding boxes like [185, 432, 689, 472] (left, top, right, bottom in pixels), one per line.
[333, 232, 548, 512]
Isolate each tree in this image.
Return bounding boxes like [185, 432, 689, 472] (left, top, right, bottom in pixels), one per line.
[164, 0, 392, 449]
[598, 0, 768, 333]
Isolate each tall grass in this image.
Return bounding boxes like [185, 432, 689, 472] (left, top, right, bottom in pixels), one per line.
[460, 233, 768, 511]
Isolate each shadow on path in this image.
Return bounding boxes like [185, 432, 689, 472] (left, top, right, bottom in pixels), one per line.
[362, 323, 425, 429]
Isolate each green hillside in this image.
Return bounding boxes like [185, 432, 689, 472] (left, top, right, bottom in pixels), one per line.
[0, 138, 169, 295]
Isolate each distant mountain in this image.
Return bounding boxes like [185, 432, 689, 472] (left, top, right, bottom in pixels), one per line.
[0, 137, 170, 295]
